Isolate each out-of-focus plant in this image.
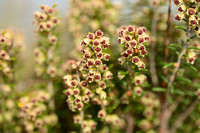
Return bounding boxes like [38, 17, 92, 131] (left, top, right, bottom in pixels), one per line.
[18, 90, 58, 133]
[33, 3, 60, 110]
[17, 3, 61, 132]
[0, 29, 24, 132]
[66, 0, 120, 58]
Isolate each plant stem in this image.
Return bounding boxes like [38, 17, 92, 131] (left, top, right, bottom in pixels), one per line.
[128, 64, 134, 90]
[170, 99, 199, 133]
[126, 64, 135, 132]
[80, 110, 84, 133]
[48, 80, 55, 110]
[125, 114, 134, 133]
[164, 0, 171, 76]
[149, 5, 159, 87]
[159, 24, 191, 133]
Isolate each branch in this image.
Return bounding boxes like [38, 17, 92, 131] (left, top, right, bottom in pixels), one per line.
[167, 26, 191, 95]
[159, 0, 171, 131]
[149, 5, 159, 87]
[163, 0, 171, 76]
[48, 80, 55, 110]
[159, 8, 191, 133]
[128, 65, 134, 90]
[80, 110, 84, 133]
[159, 28, 190, 133]
[170, 99, 199, 133]
[126, 114, 135, 133]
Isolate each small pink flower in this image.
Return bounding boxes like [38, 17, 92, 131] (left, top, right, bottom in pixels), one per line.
[95, 29, 103, 37]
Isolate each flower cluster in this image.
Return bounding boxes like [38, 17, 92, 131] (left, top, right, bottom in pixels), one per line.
[33, 4, 60, 77]
[174, 0, 200, 37]
[139, 119, 152, 131]
[63, 30, 113, 111]
[0, 35, 12, 77]
[140, 92, 160, 117]
[186, 42, 199, 64]
[134, 74, 147, 96]
[105, 114, 125, 129]
[63, 74, 92, 111]
[79, 30, 113, 101]
[139, 92, 160, 131]
[0, 29, 24, 78]
[18, 90, 58, 133]
[117, 25, 150, 69]
[79, 29, 112, 83]
[74, 115, 97, 133]
[0, 30, 24, 132]
[117, 25, 149, 99]
[33, 4, 59, 33]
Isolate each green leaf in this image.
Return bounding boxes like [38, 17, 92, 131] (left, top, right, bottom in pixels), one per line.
[184, 63, 198, 72]
[174, 89, 185, 96]
[62, 90, 67, 94]
[52, 3, 58, 8]
[108, 64, 114, 69]
[176, 51, 180, 56]
[106, 84, 115, 88]
[181, 40, 184, 46]
[152, 87, 166, 92]
[1, 30, 7, 35]
[176, 26, 186, 32]
[183, 54, 189, 58]
[160, 75, 169, 83]
[170, 86, 174, 93]
[107, 100, 120, 113]
[187, 47, 200, 51]
[10, 57, 16, 61]
[176, 77, 192, 84]
[140, 68, 148, 72]
[192, 83, 200, 88]
[190, 34, 197, 39]
[169, 44, 182, 49]
[118, 71, 128, 75]
[168, 46, 176, 51]
[84, 103, 91, 110]
[162, 62, 175, 69]
[119, 44, 124, 47]
[185, 90, 195, 96]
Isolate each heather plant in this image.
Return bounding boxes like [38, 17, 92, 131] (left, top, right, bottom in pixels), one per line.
[63, 30, 125, 132]
[16, 3, 61, 132]
[18, 90, 58, 133]
[0, 0, 200, 133]
[0, 29, 24, 132]
[33, 3, 61, 110]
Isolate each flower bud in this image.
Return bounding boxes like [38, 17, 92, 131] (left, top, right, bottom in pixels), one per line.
[134, 86, 143, 96]
[98, 109, 106, 119]
[100, 91, 106, 99]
